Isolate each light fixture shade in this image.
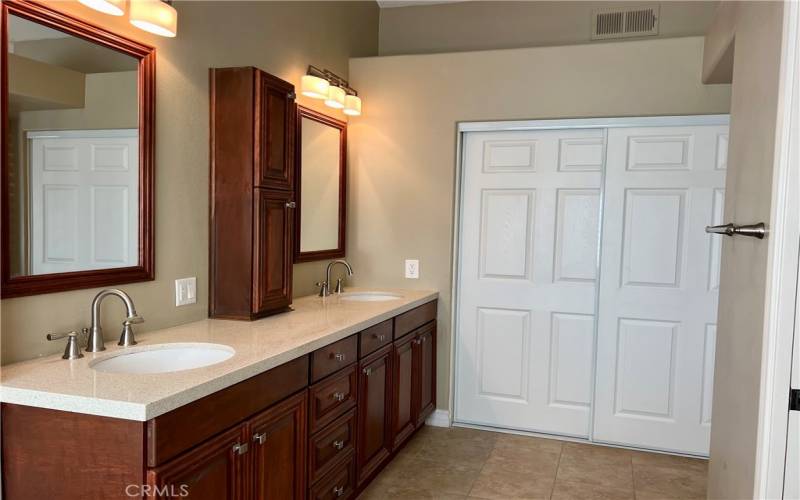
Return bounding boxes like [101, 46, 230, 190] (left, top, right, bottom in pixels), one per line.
[78, 0, 125, 16]
[300, 75, 329, 99]
[343, 95, 362, 116]
[130, 0, 177, 37]
[325, 86, 346, 109]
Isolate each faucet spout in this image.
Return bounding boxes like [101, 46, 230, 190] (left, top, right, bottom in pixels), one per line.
[87, 289, 143, 352]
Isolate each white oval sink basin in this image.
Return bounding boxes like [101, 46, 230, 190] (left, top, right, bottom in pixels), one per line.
[339, 292, 402, 302]
[90, 343, 235, 374]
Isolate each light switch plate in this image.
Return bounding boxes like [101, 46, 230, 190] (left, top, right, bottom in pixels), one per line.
[175, 277, 197, 306]
[405, 259, 420, 279]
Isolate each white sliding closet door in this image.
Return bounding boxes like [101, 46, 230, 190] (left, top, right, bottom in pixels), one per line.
[593, 125, 728, 455]
[455, 128, 603, 437]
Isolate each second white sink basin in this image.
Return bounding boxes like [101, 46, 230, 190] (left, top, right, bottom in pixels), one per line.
[339, 291, 402, 302]
[90, 343, 235, 374]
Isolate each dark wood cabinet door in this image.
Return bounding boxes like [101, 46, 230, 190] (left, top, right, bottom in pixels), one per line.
[253, 188, 293, 316]
[357, 345, 393, 485]
[256, 71, 295, 191]
[147, 426, 246, 500]
[415, 324, 436, 426]
[249, 390, 307, 500]
[391, 334, 416, 450]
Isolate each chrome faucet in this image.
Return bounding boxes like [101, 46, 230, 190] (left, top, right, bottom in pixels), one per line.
[317, 260, 354, 297]
[86, 289, 144, 352]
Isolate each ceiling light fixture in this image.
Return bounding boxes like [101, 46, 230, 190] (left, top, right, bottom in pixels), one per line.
[78, 0, 126, 16]
[302, 65, 362, 116]
[129, 0, 178, 38]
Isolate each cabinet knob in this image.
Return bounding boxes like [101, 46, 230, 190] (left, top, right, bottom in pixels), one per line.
[332, 352, 346, 362]
[232, 442, 249, 455]
[363, 367, 372, 376]
[332, 391, 346, 402]
[285, 201, 297, 209]
[253, 432, 267, 445]
[333, 485, 345, 497]
[332, 439, 345, 450]
[374, 333, 386, 342]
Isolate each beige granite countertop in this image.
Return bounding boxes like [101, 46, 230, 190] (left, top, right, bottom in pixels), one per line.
[0, 288, 438, 421]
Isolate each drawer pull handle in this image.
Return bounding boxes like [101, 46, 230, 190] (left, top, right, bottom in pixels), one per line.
[332, 439, 345, 450]
[332, 352, 346, 362]
[333, 485, 345, 497]
[332, 391, 346, 402]
[374, 333, 386, 342]
[253, 433, 267, 445]
[232, 442, 249, 455]
[363, 367, 372, 376]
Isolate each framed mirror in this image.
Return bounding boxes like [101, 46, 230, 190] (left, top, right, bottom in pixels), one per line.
[1, 0, 155, 298]
[294, 106, 346, 263]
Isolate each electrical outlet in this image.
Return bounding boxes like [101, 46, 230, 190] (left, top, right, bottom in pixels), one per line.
[175, 277, 197, 306]
[405, 259, 420, 279]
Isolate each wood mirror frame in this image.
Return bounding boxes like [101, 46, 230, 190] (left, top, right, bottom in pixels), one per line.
[0, 0, 155, 298]
[294, 106, 346, 263]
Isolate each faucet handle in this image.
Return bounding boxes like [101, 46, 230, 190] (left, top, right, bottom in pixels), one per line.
[46, 331, 84, 360]
[316, 281, 329, 297]
[124, 315, 144, 326]
[46, 330, 77, 341]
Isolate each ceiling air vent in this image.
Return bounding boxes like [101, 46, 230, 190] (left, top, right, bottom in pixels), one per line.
[592, 5, 659, 40]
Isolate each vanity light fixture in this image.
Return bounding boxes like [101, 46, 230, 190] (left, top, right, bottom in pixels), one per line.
[129, 0, 177, 37]
[325, 85, 346, 109]
[300, 75, 330, 99]
[302, 65, 362, 116]
[343, 95, 362, 116]
[78, 0, 125, 16]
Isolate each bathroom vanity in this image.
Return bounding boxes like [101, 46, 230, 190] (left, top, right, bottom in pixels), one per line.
[1, 290, 437, 499]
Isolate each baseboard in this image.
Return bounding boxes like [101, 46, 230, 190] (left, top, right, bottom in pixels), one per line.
[425, 409, 450, 427]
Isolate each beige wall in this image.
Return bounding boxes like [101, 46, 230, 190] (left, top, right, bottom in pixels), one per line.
[0, 1, 378, 364]
[706, 2, 786, 498]
[348, 36, 731, 412]
[379, 1, 719, 55]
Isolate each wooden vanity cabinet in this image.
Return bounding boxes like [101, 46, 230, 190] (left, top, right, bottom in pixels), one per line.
[390, 305, 438, 450]
[147, 426, 247, 500]
[249, 391, 308, 500]
[356, 345, 393, 485]
[390, 332, 417, 449]
[1, 301, 438, 500]
[209, 66, 296, 320]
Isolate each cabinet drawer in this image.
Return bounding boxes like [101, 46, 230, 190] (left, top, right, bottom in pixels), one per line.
[394, 300, 437, 340]
[309, 452, 356, 500]
[309, 364, 358, 432]
[359, 320, 393, 358]
[309, 408, 356, 485]
[311, 335, 358, 382]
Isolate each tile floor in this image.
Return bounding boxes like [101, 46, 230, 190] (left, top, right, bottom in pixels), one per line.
[358, 426, 708, 500]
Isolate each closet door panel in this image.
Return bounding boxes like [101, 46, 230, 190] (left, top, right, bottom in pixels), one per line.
[454, 128, 603, 437]
[593, 125, 727, 456]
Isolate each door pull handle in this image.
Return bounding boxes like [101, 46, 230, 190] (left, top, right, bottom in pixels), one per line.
[705, 222, 766, 239]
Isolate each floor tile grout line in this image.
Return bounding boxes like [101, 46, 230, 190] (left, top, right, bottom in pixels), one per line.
[548, 444, 565, 499]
